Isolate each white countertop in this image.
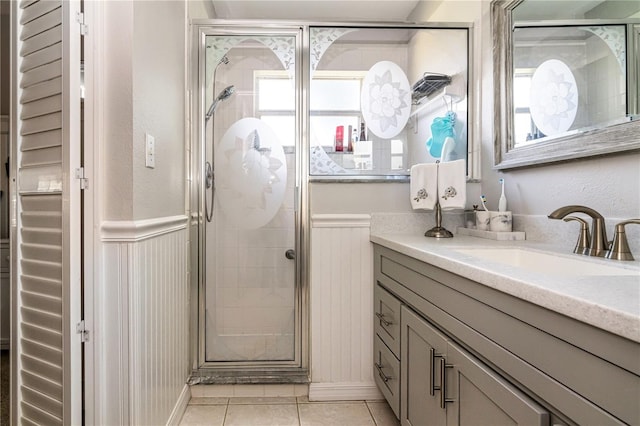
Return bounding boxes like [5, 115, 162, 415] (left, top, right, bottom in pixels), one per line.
[370, 233, 640, 343]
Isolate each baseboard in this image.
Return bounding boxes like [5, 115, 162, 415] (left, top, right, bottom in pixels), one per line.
[166, 384, 191, 426]
[308, 382, 383, 401]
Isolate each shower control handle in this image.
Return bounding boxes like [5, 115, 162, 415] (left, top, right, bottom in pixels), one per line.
[285, 249, 296, 260]
[205, 161, 214, 189]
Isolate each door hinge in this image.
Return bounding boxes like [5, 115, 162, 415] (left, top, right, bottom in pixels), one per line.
[76, 320, 90, 343]
[75, 167, 89, 190]
[76, 11, 88, 36]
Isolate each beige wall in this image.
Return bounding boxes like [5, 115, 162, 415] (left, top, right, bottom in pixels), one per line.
[103, 1, 187, 221]
[132, 0, 187, 220]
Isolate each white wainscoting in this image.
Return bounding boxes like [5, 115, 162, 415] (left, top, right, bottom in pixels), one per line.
[309, 214, 383, 401]
[98, 215, 190, 425]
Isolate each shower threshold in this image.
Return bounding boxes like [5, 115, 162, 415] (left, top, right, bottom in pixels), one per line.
[188, 367, 309, 385]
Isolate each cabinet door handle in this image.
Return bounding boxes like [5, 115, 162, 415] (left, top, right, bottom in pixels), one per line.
[375, 362, 392, 383]
[439, 357, 454, 409]
[429, 348, 442, 396]
[375, 312, 392, 326]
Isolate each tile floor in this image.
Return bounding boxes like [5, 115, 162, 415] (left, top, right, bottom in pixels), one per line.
[179, 396, 400, 426]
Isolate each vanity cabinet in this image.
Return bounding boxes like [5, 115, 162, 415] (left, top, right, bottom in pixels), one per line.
[374, 284, 402, 417]
[401, 306, 547, 426]
[373, 243, 640, 425]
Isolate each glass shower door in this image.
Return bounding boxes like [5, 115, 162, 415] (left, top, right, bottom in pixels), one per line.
[201, 30, 301, 366]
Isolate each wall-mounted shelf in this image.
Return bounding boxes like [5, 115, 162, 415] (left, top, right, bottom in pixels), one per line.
[410, 73, 465, 118]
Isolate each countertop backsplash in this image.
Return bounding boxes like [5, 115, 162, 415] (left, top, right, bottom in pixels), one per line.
[370, 212, 465, 235]
[371, 212, 640, 256]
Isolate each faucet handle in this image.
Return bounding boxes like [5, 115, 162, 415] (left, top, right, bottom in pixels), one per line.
[606, 219, 640, 261]
[563, 216, 591, 255]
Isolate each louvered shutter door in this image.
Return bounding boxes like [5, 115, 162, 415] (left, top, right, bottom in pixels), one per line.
[12, 0, 82, 424]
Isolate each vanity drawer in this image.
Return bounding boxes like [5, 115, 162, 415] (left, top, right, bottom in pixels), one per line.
[374, 335, 400, 419]
[374, 283, 401, 357]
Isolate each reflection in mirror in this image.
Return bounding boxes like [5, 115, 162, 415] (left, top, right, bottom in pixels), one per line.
[513, 25, 628, 146]
[492, 0, 640, 169]
[308, 26, 471, 179]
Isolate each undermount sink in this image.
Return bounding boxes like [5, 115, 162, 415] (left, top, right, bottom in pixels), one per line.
[453, 247, 639, 277]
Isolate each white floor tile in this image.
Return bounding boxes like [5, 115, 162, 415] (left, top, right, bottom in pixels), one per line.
[179, 405, 227, 426]
[229, 397, 297, 405]
[189, 397, 229, 406]
[224, 404, 299, 426]
[366, 401, 400, 426]
[298, 402, 375, 426]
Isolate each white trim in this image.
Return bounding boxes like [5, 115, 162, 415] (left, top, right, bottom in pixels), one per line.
[308, 382, 383, 401]
[166, 384, 191, 426]
[311, 214, 371, 228]
[101, 215, 189, 242]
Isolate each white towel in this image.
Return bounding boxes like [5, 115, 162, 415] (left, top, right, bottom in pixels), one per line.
[410, 163, 437, 210]
[438, 159, 466, 210]
[440, 136, 455, 163]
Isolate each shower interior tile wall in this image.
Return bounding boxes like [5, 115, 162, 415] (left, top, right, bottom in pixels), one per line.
[206, 152, 296, 361]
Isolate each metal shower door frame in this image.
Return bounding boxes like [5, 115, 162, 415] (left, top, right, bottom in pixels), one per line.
[189, 21, 309, 376]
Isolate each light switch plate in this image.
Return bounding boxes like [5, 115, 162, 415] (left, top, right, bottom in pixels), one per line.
[145, 133, 155, 168]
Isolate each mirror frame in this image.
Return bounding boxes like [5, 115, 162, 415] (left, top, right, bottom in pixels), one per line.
[492, 0, 640, 170]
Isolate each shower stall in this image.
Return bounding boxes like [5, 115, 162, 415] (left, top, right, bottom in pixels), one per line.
[189, 21, 471, 383]
[190, 23, 307, 382]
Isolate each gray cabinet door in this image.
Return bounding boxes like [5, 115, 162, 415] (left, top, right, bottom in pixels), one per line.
[445, 341, 549, 426]
[401, 306, 448, 426]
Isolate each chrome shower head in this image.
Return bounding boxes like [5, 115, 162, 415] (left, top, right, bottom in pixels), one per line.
[216, 85, 235, 102]
[205, 85, 236, 122]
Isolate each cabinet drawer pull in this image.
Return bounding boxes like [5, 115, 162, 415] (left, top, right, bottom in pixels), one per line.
[375, 362, 392, 383]
[429, 348, 442, 396]
[375, 312, 392, 326]
[439, 357, 454, 409]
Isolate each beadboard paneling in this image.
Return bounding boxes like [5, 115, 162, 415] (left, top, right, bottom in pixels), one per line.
[99, 216, 189, 425]
[309, 214, 382, 401]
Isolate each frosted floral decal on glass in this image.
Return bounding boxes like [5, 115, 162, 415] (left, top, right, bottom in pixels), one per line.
[215, 118, 287, 229]
[529, 59, 578, 137]
[361, 61, 411, 139]
[584, 25, 626, 74]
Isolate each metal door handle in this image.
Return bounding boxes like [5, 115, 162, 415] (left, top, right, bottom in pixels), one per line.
[375, 362, 391, 383]
[439, 357, 454, 409]
[430, 348, 441, 396]
[285, 249, 295, 260]
[375, 312, 392, 326]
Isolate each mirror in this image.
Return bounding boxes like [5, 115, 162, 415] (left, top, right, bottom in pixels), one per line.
[493, 0, 640, 169]
[308, 25, 471, 179]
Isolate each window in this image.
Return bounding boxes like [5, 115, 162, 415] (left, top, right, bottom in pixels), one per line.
[513, 69, 540, 145]
[255, 72, 296, 148]
[255, 71, 366, 150]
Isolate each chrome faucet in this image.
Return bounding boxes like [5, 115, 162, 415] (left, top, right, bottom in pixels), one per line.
[606, 219, 640, 261]
[562, 216, 591, 255]
[548, 205, 609, 257]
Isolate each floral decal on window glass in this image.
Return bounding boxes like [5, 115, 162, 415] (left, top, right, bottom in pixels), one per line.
[370, 70, 408, 131]
[215, 118, 287, 230]
[529, 59, 578, 137]
[361, 61, 411, 139]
